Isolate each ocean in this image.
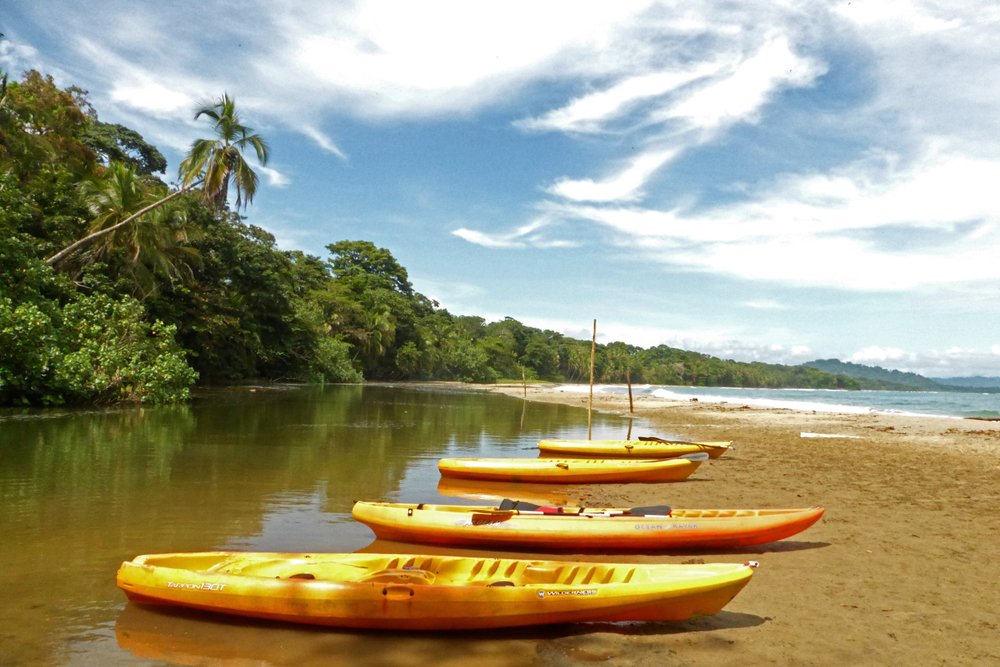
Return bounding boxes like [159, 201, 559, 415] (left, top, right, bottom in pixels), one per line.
[557, 384, 1000, 420]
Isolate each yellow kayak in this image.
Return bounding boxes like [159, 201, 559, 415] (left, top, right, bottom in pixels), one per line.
[437, 454, 706, 483]
[117, 551, 757, 630]
[538, 439, 732, 459]
[353, 501, 825, 550]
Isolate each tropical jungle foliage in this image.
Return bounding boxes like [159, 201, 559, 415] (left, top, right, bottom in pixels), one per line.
[1, 68, 895, 406]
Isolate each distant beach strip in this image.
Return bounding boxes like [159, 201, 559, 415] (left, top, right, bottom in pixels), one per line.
[555, 384, 1000, 420]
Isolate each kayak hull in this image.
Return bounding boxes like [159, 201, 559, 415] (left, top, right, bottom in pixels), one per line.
[117, 551, 755, 630]
[352, 502, 825, 551]
[437, 457, 703, 483]
[538, 439, 732, 459]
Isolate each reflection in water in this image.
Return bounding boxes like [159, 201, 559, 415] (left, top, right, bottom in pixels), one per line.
[114, 580, 765, 667]
[222, 486, 374, 553]
[436, 477, 581, 507]
[115, 603, 557, 667]
[0, 384, 631, 665]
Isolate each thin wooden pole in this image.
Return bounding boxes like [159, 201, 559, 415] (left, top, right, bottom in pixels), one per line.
[521, 366, 527, 398]
[627, 368, 634, 415]
[588, 319, 596, 440]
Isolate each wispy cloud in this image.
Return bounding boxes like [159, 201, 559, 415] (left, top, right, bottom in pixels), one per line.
[109, 81, 193, 115]
[261, 1, 651, 118]
[452, 216, 578, 249]
[256, 165, 290, 188]
[516, 65, 719, 135]
[301, 125, 348, 160]
[657, 36, 824, 132]
[545, 148, 680, 203]
[544, 144, 1000, 291]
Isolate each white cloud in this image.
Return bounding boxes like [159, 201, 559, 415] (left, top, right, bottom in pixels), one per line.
[543, 145, 1000, 291]
[546, 148, 680, 203]
[300, 125, 348, 160]
[850, 346, 910, 365]
[0, 37, 39, 68]
[256, 165, 290, 188]
[530, 36, 823, 206]
[660, 36, 824, 131]
[452, 216, 577, 249]
[451, 228, 524, 249]
[516, 65, 718, 134]
[264, 1, 653, 118]
[110, 81, 193, 115]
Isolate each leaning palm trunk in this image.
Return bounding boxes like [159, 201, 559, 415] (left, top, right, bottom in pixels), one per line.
[46, 179, 203, 266]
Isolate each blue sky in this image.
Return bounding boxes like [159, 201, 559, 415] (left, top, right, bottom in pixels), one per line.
[5, 1, 1000, 377]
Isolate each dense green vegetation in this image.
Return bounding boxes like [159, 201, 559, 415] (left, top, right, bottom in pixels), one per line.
[0, 69, 900, 406]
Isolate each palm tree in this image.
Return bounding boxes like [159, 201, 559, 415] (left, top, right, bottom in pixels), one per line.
[46, 93, 267, 267]
[76, 162, 199, 296]
[179, 93, 269, 210]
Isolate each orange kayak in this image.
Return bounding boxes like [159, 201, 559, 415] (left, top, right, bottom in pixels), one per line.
[437, 455, 706, 483]
[117, 551, 756, 630]
[538, 439, 732, 459]
[353, 501, 825, 551]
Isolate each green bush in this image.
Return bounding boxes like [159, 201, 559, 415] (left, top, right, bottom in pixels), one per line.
[55, 293, 198, 404]
[0, 298, 63, 404]
[311, 336, 363, 383]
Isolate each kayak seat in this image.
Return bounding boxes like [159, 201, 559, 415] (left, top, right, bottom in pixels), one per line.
[499, 499, 541, 511]
[486, 580, 516, 587]
[626, 505, 672, 516]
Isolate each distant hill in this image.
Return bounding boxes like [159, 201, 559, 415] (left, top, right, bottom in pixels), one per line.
[932, 376, 1000, 390]
[802, 359, 944, 391]
[803, 360, 1000, 392]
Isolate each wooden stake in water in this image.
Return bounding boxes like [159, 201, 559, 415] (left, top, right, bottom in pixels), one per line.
[588, 319, 596, 440]
[627, 368, 634, 414]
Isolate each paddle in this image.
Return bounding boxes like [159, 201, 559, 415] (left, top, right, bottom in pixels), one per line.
[638, 436, 730, 449]
[498, 499, 540, 511]
[472, 506, 673, 522]
[472, 499, 672, 523]
[474, 500, 560, 524]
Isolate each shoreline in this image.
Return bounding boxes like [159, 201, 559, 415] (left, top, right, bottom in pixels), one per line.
[495, 380, 1000, 420]
[479, 383, 999, 666]
[485, 382, 1000, 454]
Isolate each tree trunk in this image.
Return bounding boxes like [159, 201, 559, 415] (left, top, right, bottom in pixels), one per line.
[45, 179, 203, 267]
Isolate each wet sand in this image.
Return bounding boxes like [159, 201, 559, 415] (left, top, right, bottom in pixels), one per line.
[477, 384, 1000, 666]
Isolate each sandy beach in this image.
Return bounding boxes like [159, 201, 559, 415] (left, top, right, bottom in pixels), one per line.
[481, 384, 1000, 666]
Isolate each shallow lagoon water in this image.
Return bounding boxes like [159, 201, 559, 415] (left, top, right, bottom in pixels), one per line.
[0, 384, 637, 666]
